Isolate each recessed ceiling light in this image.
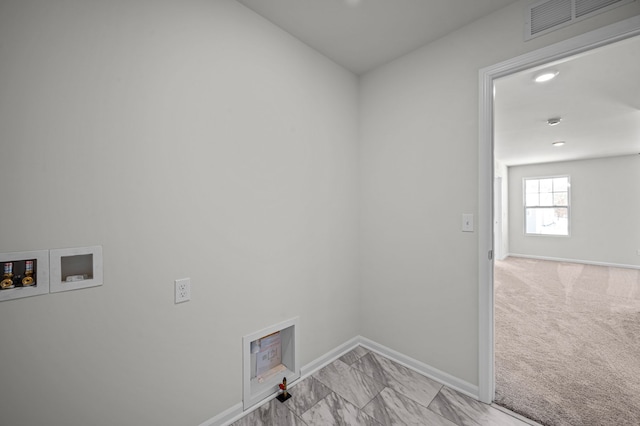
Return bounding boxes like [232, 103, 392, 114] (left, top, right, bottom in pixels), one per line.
[552, 141, 565, 147]
[534, 70, 559, 83]
[547, 117, 562, 126]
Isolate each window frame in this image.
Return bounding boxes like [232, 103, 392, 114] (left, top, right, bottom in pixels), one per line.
[523, 175, 571, 237]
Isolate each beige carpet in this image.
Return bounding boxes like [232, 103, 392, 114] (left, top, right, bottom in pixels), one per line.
[494, 257, 640, 426]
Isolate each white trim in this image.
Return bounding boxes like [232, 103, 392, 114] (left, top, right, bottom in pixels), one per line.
[507, 253, 640, 270]
[299, 335, 360, 378]
[198, 402, 243, 426]
[358, 337, 479, 399]
[478, 39, 495, 404]
[491, 403, 545, 426]
[479, 14, 640, 404]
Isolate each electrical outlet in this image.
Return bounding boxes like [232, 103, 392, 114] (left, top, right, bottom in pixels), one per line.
[175, 278, 191, 304]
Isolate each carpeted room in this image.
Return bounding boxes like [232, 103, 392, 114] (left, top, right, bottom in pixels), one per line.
[492, 38, 640, 425]
[495, 258, 640, 425]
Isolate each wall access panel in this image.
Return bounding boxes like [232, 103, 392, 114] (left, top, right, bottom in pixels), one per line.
[242, 317, 299, 410]
[0, 250, 50, 302]
[50, 245, 103, 293]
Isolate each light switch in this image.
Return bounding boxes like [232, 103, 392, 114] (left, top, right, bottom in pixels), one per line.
[462, 214, 474, 232]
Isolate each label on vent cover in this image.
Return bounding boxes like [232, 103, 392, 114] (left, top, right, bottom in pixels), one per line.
[255, 332, 282, 376]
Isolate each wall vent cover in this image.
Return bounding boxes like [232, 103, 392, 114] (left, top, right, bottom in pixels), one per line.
[526, 0, 635, 39]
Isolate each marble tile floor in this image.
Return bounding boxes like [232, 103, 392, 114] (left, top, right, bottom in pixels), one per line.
[231, 346, 534, 426]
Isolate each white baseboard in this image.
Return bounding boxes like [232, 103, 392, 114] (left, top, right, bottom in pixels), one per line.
[198, 402, 243, 426]
[358, 337, 479, 399]
[299, 335, 360, 378]
[507, 253, 640, 270]
[202, 335, 478, 426]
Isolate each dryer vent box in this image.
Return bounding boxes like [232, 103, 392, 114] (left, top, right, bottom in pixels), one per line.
[242, 318, 299, 410]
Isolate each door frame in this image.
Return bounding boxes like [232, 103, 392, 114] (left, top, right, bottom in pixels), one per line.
[478, 14, 640, 404]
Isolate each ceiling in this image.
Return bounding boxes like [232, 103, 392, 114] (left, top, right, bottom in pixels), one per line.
[495, 35, 640, 166]
[234, 0, 640, 166]
[236, 0, 517, 74]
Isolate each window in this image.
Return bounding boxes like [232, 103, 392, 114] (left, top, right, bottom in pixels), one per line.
[524, 176, 570, 235]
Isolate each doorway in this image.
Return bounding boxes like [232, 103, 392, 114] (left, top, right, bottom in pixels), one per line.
[478, 12, 640, 416]
[491, 35, 640, 422]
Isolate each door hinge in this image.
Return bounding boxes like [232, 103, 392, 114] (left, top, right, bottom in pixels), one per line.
[488, 250, 493, 260]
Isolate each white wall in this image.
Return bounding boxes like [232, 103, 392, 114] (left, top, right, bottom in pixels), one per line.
[508, 155, 640, 267]
[359, 0, 640, 386]
[495, 160, 509, 259]
[0, 1, 359, 425]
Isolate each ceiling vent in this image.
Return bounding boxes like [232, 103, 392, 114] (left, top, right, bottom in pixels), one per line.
[526, 0, 635, 40]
